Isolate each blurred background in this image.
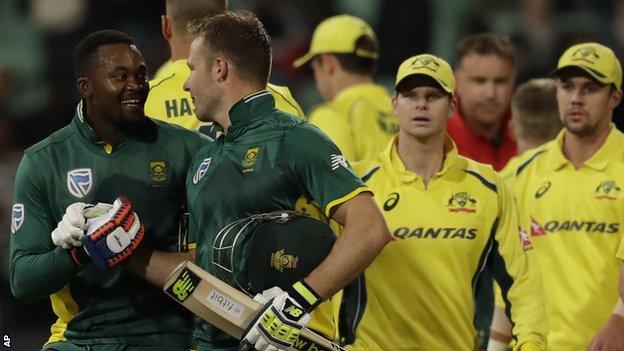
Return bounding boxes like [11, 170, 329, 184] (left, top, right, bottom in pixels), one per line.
[2, 0, 624, 349]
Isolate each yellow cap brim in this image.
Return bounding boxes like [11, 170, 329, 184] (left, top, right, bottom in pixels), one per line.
[293, 52, 315, 68]
[553, 64, 621, 91]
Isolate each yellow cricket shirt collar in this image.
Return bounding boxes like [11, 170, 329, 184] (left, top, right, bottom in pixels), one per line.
[383, 134, 459, 183]
[549, 124, 622, 171]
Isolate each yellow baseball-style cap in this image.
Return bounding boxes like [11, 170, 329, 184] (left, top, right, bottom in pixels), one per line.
[395, 54, 456, 94]
[293, 15, 378, 68]
[553, 42, 622, 91]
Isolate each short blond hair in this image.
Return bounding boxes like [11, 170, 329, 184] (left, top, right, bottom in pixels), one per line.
[511, 78, 562, 144]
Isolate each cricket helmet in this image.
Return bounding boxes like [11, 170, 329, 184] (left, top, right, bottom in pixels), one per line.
[211, 211, 336, 295]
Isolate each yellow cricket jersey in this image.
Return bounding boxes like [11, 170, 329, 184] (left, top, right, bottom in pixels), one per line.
[145, 59, 305, 132]
[343, 136, 546, 351]
[509, 125, 624, 350]
[308, 83, 398, 162]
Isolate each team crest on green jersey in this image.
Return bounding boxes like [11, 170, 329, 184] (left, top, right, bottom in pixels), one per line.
[241, 147, 260, 172]
[447, 192, 477, 213]
[149, 161, 168, 182]
[595, 180, 620, 201]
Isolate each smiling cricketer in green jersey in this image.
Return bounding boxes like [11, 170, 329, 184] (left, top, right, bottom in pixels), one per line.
[10, 30, 208, 351]
[11, 101, 207, 350]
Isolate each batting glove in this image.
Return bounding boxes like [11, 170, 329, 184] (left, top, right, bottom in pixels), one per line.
[239, 281, 321, 351]
[69, 196, 146, 269]
[51, 203, 90, 249]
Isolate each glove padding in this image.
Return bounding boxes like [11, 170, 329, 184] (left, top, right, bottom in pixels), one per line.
[239, 281, 322, 351]
[75, 196, 145, 269]
[51, 202, 90, 249]
[240, 288, 311, 351]
[51, 202, 116, 249]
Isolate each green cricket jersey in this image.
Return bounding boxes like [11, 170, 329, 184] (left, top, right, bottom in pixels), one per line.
[10, 101, 207, 348]
[186, 91, 369, 350]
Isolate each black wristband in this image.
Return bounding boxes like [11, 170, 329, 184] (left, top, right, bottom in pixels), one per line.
[287, 280, 322, 312]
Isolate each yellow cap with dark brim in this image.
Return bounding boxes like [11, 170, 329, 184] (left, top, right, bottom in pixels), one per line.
[395, 54, 455, 94]
[293, 15, 379, 68]
[552, 42, 622, 91]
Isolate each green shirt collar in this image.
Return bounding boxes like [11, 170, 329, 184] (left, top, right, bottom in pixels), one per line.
[72, 100, 135, 154]
[227, 90, 275, 139]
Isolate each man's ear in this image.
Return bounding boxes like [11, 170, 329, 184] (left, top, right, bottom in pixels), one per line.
[391, 93, 399, 115]
[162, 15, 173, 41]
[319, 54, 339, 76]
[609, 89, 623, 111]
[76, 77, 91, 97]
[448, 96, 458, 117]
[214, 58, 229, 82]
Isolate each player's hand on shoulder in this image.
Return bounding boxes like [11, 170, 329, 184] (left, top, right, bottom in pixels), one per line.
[52, 196, 146, 269]
[239, 281, 321, 351]
[587, 314, 624, 351]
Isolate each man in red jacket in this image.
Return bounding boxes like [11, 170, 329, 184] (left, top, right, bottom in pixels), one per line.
[447, 34, 517, 171]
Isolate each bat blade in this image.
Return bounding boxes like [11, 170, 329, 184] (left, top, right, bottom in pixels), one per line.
[164, 261, 345, 351]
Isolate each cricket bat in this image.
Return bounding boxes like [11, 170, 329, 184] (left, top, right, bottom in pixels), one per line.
[164, 260, 345, 351]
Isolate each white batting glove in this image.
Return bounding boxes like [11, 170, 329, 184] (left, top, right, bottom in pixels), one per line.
[239, 281, 321, 351]
[51, 203, 89, 249]
[51, 203, 114, 249]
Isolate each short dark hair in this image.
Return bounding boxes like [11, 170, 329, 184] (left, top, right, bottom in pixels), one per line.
[188, 11, 271, 87]
[457, 34, 516, 67]
[333, 35, 379, 75]
[511, 78, 562, 144]
[73, 29, 135, 79]
[166, 0, 227, 35]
